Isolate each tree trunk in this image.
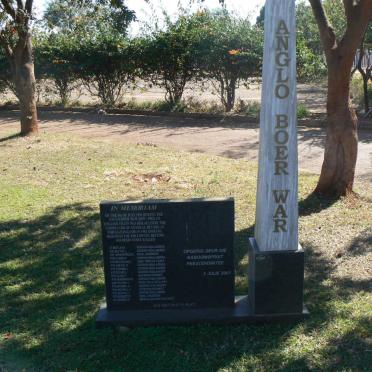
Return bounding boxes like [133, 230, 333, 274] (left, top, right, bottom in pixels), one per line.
[363, 75, 370, 113]
[309, 0, 372, 197]
[13, 33, 38, 135]
[224, 82, 236, 112]
[315, 62, 358, 197]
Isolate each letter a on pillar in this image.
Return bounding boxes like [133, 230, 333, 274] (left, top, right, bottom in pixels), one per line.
[254, 0, 298, 251]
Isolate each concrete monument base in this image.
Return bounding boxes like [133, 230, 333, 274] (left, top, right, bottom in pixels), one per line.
[248, 238, 305, 315]
[96, 296, 308, 328]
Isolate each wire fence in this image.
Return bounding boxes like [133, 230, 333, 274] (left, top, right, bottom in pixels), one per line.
[353, 49, 372, 69]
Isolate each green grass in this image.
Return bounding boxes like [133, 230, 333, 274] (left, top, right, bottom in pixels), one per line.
[297, 104, 311, 119]
[0, 130, 371, 371]
[112, 98, 258, 116]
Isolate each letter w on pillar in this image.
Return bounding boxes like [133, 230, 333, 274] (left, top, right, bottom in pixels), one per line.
[273, 190, 290, 203]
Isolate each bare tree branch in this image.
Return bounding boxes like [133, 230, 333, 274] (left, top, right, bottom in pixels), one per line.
[0, 33, 13, 60]
[308, 0, 337, 60]
[25, 0, 32, 14]
[0, 0, 16, 19]
[16, 0, 24, 11]
[340, 0, 372, 58]
[343, 0, 362, 23]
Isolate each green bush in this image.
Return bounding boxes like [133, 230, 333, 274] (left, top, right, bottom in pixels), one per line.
[350, 73, 370, 110]
[35, 35, 80, 107]
[234, 99, 260, 116]
[124, 99, 154, 111]
[123, 96, 261, 116]
[296, 38, 327, 82]
[40, 0, 138, 108]
[124, 97, 223, 114]
[198, 11, 263, 112]
[0, 79, 7, 98]
[137, 14, 206, 106]
[72, 35, 137, 107]
[124, 99, 174, 112]
[0, 49, 16, 98]
[181, 96, 225, 114]
[152, 100, 176, 112]
[297, 103, 310, 119]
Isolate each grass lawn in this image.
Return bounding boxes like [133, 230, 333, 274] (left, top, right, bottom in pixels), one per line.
[0, 130, 371, 371]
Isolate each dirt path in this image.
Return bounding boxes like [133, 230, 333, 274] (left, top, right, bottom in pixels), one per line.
[1, 110, 371, 180]
[2, 82, 328, 113]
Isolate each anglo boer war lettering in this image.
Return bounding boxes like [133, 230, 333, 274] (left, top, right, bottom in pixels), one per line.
[275, 20, 290, 99]
[247, 0, 306, 321]
[255, 0, 298, 251]
[274, 114, 289, 176]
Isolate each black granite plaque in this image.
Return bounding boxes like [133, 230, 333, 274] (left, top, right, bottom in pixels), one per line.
[100, 198, 235, 311]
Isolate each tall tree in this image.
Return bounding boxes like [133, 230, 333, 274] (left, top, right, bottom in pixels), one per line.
[309, 0, 372, 196]
[0, 0, 38, 135]
[43, 0, 135, 36]
[199, 10, 263, 112]
[138, 13, 207, 106]
[41, 0, 136, 107]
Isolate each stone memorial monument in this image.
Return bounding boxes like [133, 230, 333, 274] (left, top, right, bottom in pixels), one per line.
[96, 198, 240, 327]
[249, 0, 305, 315]
[96, 0, 307, 328]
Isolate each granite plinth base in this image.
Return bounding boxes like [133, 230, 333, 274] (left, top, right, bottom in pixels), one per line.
[248, 238, 305, 315]
[95, 296, 309, 328]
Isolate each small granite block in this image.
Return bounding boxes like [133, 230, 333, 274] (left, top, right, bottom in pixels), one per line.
[248, 238, 304, 315]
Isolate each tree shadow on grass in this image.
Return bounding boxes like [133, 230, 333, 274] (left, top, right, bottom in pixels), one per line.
[304, 242, 371, 312]
[345, 228, 372, 256]
[299, 192, 338, 216]
[0, 203, 104, 353]
[298, 240, 371, 370]
[0, 132, 21, 143]
[0, 204, 370, 371]
[1, 109, 258, 132]
[233, 190, 342, 285]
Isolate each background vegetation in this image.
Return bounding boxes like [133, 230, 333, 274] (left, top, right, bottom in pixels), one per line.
[2, 0, 368, 113]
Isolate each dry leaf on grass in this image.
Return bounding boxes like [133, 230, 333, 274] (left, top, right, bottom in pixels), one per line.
[132, 173, 171, 184]
[136, 142, 158, 147]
